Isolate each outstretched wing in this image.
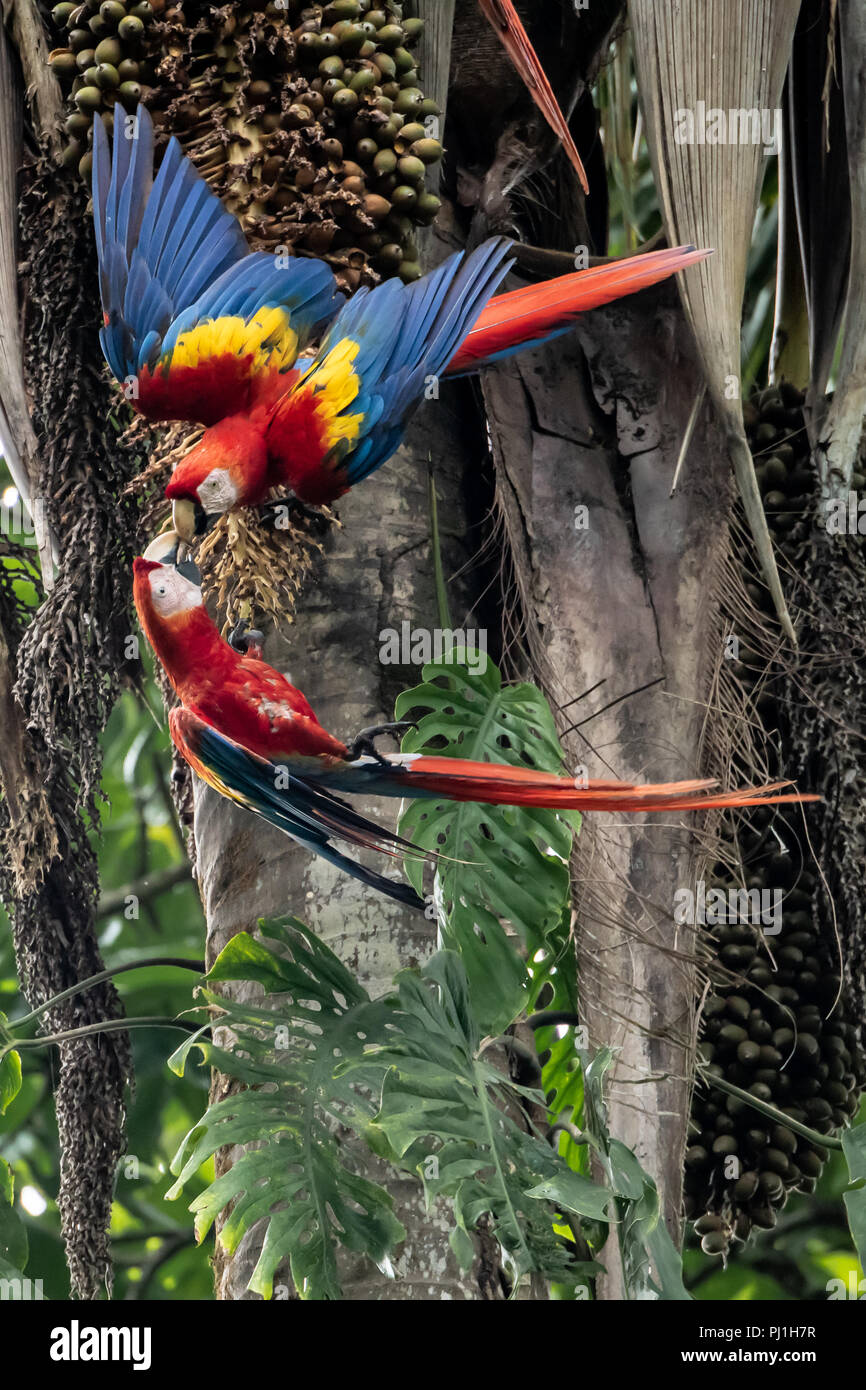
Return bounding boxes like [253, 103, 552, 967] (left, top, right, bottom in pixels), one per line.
[92, 105, 342, 425]
[265, 238, 514, 503]
[169, 707, 425, 911]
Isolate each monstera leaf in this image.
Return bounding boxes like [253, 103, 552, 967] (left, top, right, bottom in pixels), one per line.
[370, 952, 605, 1284]
[395, 647, 578, 1033]
[167, 919, 607, 1297]
[167, 918, 403, 1300]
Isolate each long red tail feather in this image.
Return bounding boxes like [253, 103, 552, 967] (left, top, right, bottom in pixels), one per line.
[446, 246, 711, 374]
[395, 756, 818, 813]
[478, 0, 589, 192]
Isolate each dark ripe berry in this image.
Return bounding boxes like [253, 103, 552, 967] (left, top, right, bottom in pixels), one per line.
[68, 27, 92, 50]
[762, 1148, 790, 1177]
[749, 1204, 777, 1230]
[718, 1024, 748, 1046]
[744, 1128, 769, 1152]
[701, 1231, 729, 1257]
[694, 1212, 724, 1234]
[117, 58, 140, 80]
[733, 1171, 760, 1201]
[736, 1040, 760, 1067]
[78, 149, 93, 178]
[712, 1134, 738, 1156]
[758, 1171, 785, 1200]
[684, 1146, 710, 1170]
[726, 995, 751, 1022]
[748, 1016, 772, 1042]
[75, 46, 96, 69]
[771, 1124, 797, 1155]
[129, 1, 152, 19]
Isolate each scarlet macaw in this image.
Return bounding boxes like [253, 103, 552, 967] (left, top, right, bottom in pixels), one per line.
[477, 0, 590, 192]
[93, 105, 707, 539]
[133, 542, 815, 911]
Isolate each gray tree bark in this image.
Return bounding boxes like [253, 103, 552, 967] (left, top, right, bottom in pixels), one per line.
[482, 292, 732, 1297]
[196, 392, 525, 1299]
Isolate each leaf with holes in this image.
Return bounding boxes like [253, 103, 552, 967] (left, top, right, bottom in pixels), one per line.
[395, 647, 578, 1033]
[167, 916, 403, 1300]
[369, 951, 600, 1285]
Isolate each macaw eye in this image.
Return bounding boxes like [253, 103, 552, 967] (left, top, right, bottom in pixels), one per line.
[156, 584, 167, 596]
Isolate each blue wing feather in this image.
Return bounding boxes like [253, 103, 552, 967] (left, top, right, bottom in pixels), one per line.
[92, 104, 343, 411]
[183, 717, 424, 911]
[299, 239, 514, 487]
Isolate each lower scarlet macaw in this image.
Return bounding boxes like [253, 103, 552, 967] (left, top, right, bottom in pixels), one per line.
[93, 105, 707, 538]
[133, 542, 816, 912]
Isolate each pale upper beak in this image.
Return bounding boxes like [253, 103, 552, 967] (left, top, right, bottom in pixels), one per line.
[172, 496, 212, 542]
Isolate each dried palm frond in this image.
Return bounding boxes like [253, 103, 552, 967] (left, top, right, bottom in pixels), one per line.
[629, 0, 800, 641]
[814, 4, 866, 496]
[785, 0, 850, 420]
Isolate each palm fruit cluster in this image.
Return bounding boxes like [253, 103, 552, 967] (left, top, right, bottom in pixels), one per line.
[684, 382, 864, 1258]
[46, 0, 444, 287]
[48, 0, 160, 176]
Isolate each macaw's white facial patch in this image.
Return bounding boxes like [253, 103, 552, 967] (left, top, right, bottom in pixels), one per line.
[196, 467, 239, 514]
[148, 564, 204, 619]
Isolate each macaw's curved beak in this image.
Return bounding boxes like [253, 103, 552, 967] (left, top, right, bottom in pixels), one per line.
[142, 529, 203, 586]
[172, 496, 213, 542]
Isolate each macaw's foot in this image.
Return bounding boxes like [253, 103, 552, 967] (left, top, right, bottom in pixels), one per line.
[228, 619, 265, 658]
[259, 495, 332, 535]
[345, 721, 418, 765]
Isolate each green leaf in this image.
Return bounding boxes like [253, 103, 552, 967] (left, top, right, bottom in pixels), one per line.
[0, 1049, 22, 1116]
[0, 1159, 27, 1273]
[842, 1123, 866, 1271]
[395, 650, 578, 1033]
[370, 950, 603, 1284]
[526, 1168, 612, 1222]
[167, 916, 404, 1300]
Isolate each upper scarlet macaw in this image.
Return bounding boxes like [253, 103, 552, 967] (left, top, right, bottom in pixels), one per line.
[133, 540, 815, 911]
[93, 105, 708, 539]
[477, 0, 589, 192]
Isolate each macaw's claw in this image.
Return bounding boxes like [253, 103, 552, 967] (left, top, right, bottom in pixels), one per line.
[346, 721, 419, 765]
[228, 619, 265, 657]
[259, 495, 332, 536]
